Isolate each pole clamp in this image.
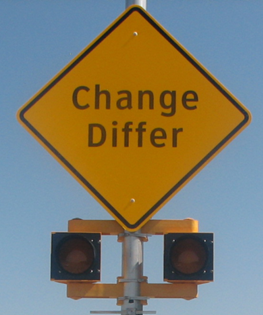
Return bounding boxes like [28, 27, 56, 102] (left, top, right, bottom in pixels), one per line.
[118, 277, 147, 284]
[118, 231, 152, 242]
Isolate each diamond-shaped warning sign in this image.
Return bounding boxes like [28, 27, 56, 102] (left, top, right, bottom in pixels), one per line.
[17, 6, 251, 231]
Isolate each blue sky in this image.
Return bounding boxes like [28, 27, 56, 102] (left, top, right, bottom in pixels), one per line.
[1, 1, 263, 315]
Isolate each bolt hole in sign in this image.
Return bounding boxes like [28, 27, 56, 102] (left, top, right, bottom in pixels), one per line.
[17, 6, 251, 231]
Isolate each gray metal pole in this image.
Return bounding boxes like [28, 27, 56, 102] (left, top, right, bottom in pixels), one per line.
[126, 0, 147, 9]
[121, 232, 144, 315]
[121, 1, 147, 313]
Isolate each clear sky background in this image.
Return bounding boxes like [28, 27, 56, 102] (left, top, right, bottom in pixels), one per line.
[1, 1, 262, 315]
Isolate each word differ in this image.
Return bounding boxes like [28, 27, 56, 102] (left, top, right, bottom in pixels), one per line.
[88, 121, 183, 148]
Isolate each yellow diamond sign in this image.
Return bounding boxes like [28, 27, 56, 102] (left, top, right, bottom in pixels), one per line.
[17, 6, 251, 231]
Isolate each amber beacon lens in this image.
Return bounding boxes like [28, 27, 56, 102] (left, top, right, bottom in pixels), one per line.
[171, 237, 207, 275]
[58, 237, 94, 275]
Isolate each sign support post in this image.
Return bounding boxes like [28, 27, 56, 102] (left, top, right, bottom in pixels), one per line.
[122, 2, 148, 313]
[126, 0, 147, 9]
[120, 231, 146, 315]
[123, 0, 148, 312]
